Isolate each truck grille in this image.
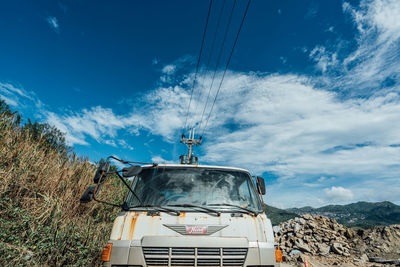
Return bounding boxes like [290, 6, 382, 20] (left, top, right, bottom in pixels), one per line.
[142, 247, 248, 267]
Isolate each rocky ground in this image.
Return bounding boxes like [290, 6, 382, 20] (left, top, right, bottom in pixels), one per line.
[274, 214, 400, 266]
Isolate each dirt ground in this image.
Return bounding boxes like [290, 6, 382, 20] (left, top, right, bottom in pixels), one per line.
[283, 254, 400, 267]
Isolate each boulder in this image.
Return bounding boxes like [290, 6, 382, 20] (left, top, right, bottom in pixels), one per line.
[294, 239, 311, 253]
[316, 243, 330, 255]
[289, 249, 302, 256]
[302, 214, 313, 220]
[331, 242, 344, 255]
[295, 217, 306, 225]
[294, 223, 301, 232]
[360, 253, 368, 262]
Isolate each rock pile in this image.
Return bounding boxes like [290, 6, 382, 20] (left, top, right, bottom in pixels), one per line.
[351, 224, 400, 260]
[274, 214, 400, 265]
[274, 214, 354, 261]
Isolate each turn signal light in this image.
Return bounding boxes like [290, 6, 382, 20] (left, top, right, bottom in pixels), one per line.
[275, 246, 282, 263]
[101, 243, 112, 262]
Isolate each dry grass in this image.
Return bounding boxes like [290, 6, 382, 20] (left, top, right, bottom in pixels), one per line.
[0, 112, 125, 266]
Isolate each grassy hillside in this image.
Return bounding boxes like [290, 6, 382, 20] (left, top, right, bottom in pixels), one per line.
[0, 100, 126, 266]
[288, 201, 400, 228]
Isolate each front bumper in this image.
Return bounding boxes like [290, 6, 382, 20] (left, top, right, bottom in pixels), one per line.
[102, 237, 278, 267]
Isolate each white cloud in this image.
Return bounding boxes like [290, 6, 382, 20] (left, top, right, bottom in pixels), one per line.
[46, 111, 89, 145]
[46, 16, 60, 33]
[343, 0, 400, 40]
[45, 106, 149, 146]
[40, 85, 190, 145]
[104, 139, 117, 147]
[162, 64, 176, 75]
[0, 83, 30, 99]
[193, 73, 400, 178]
[309, 46, 338, 73]
[159, 56, 195, 83]
[324, 186, 354, 202]
[0, 94, 18, 106]
[0, 82, 39, 108]
[318, 176, 335, 183]
[305, 0, 400, 95]
[118, 139, 134, 150]
[333, 0, 400, 93]
[106, 139, 134, 150]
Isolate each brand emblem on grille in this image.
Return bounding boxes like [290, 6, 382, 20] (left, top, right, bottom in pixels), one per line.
[185, 225, 207, 235]
[163, 224, 228, 235]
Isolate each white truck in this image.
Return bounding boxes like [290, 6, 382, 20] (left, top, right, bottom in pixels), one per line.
[80, 157, 281, 267]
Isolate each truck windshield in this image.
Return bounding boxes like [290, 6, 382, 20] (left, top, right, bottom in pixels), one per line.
[125, 167, 262, 212]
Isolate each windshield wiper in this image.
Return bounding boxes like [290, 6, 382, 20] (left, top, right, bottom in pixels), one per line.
[167, 204, 220, 216]
[207, 203, 258, 216]
[127, 204, 180, 216]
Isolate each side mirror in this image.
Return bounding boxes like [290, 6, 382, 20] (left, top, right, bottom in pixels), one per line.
[122, 165, 142, 178]
[80, 185, 97, 203]
[256, 176, 266, 195]
[94, 161, 111, 183]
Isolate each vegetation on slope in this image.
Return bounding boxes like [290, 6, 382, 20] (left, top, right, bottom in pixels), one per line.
[265, 201, 400, 228]
[0, 100, 125, 266]
[264, 204, 297, 226]
[288, 201, 400, 229]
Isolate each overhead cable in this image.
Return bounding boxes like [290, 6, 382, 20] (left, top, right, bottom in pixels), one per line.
[189, 0, 227, 130]
[201, 0, 251, 136]
[182, 0, 213, 134]
[197, 0, 237, 133]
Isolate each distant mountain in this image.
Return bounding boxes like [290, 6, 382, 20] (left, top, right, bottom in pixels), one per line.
[287, 201, 400, 229]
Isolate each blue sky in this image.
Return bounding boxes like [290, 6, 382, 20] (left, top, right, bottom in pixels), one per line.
[1, 0, 400, 208]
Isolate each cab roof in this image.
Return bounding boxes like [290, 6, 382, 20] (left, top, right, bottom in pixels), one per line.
[141, 163, 251, 174]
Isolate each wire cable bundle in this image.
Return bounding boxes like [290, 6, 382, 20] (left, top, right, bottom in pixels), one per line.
[182, 0, 252, 139]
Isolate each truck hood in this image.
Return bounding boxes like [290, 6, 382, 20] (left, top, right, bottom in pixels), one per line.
[109, 211, 274, 243]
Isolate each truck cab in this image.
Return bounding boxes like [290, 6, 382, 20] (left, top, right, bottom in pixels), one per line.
[96, 163, 279, 267]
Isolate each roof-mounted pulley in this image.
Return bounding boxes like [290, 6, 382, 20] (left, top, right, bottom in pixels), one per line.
[180, 128, 202, 164]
